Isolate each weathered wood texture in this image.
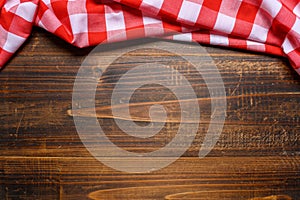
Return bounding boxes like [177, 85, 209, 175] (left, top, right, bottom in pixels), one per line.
[0, 27, 299, 199]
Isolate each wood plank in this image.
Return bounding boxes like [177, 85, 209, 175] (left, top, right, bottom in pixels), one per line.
[0, 156, 299, 199]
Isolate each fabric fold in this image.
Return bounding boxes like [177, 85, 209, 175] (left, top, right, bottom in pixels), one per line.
[0, 0, 299, 75]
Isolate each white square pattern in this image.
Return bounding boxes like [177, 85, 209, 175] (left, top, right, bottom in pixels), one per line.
[249, 24, 269, 42]
[178, 1, 201, 24]
[15, 2, 37, 22]
[282, 37, 294, 54]
[291, 18, 300, 35]
[210, 34, 229, 46]
[142, 15, 162, 25]
[214, 13, 235, 34]
[42, 0, 51, 6]
[142, 15, 164, 36]
[105, 10, 126, 31]
[246, 40, 265, 51]
[173, 33, 192, 42]
[4, 0, 20, 11]
[293, 2, 300, 17]
[260, 0, 281, 18]
[69, 14, 88, 34]
[0, 25, 7, 49]
[141, 0, 164, 10]
[3, 32, 26, 53]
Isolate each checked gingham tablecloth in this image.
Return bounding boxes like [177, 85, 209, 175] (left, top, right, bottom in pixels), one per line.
[1, 0, 300, 75]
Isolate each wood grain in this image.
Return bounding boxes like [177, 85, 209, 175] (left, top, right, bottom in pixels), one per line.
[0, 27, 299, 199]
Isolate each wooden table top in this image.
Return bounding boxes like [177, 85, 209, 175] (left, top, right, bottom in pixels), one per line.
[0, 27, 299, 200]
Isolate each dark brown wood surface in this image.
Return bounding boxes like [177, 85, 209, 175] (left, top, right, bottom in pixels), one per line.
[0, 27, 299, 200]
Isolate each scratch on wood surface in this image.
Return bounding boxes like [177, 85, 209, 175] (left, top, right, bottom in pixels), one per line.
[230, 69, 243, 96]
[15, 109, 25, 135]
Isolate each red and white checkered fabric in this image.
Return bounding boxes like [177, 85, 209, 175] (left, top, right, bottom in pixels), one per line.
[1, 0, 300, 75]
